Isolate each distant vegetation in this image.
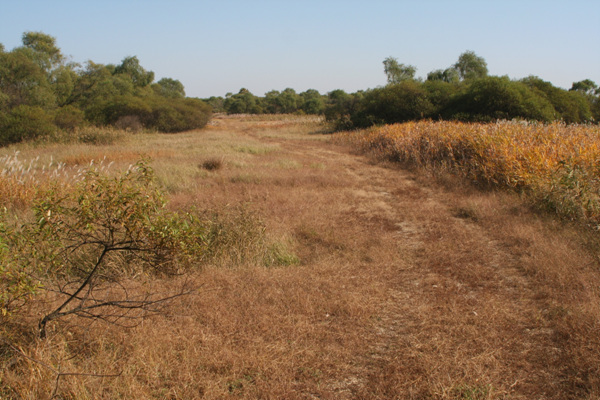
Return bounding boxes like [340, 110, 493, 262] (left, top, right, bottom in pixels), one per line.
[0, 32, 211, 146]
[206, 51, 599, 130]
[1, 31, 598, 145]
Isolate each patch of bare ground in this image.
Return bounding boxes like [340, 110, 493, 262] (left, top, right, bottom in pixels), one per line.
[3, 116, 599, 399]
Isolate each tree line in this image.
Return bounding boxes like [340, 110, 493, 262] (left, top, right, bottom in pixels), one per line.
[2, 33, 598, 147]
[208, 51, 599, 130]
[0, 32, 211, 146]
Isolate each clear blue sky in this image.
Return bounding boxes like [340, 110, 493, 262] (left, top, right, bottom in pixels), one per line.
[1, 0, 599, 98]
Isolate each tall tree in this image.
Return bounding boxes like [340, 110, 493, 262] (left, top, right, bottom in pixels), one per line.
[21, 31, 64, 73]
[300, 89, 324, 114]
[153, 78, 185, 98]
[114, 56, 155, 87]
[454, 51, 488, 81]
[571, 79, 598, 96]
[426, 68, 459, 83]
[383, 57, 417, 84]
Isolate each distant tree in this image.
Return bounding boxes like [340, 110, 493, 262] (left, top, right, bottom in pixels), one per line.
[114, 56, 155, 87]
[204, 96, 225, 113]
[324, 89, 358, 129]
[223, 88, 262, 114]
[522, 76, 593, 123]
[153, 78, 185, 98]
[426, 68, 459, 83]
[423, 80, 458, 115]
[300, 89, 325, 114]
[383, 57, 417, 84]
[454, 51, 488, 81]
[351, 81, 433, 127]
[264, 90, 282, 113]
[52, 64, 78, 106]
[278, 88, 300, 113]
[69, 61, 133, 124]
[570, 79, 598, 96]
[21, 31, 64, 72]
[0, 46, 56, 108]
[0, 105, 55, 145]
[445, 76, 555, 122]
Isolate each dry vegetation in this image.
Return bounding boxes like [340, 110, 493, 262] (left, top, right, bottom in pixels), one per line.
[338, 121, 600, 227]
[1, 115, 600, 399]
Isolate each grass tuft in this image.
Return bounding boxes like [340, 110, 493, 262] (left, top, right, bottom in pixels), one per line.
[200, 157, 224, 171]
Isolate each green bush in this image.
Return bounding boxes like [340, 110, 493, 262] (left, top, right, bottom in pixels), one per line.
[350, 81, 434, 127]
[147, 97, 212, 133]
[54, 105, 85, 131]
[0, 160, 272, 337]
[0, 105, 56, 145]
[0, 210, 41, 319]
[443, 76, 556, 122]
[522, 76, 593, 123]
[101, 95, 152, 126]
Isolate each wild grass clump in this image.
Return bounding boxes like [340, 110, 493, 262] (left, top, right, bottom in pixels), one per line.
[0, 152, 102, 208]
[200, 157, 224, 171]
[338, 120, 600, 228]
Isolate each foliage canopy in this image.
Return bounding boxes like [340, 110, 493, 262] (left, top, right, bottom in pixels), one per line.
[0, 32, 211, 146]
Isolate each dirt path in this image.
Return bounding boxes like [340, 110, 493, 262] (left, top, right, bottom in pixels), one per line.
[245, 130, 599, 399]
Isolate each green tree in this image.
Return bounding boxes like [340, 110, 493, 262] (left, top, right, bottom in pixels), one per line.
[0, 46, 56, 108]
[351, 81, 433, 127]
[264, 90, 282, 113]
[444, 76, 555, 122]
[300, 89, 324, 114]
[571, 79, 598, 96]
[223, 88, 263, 114]
[426, 68, 459, 83]
[324, 89, 355, 128]
[423, 80, 458, 116]
[21, 31, 64, 73]
[114, 56, 155, 87]
[51, 64, 78, 106]
[204, 96, 225, 113]
[522, 76, 593, 123]
[0, 105, 55, 145]
[153, 77, 185, 98]
[454, 51, 488, 81]
[383, 57, 417, 84]
[278, 88, 300, 113]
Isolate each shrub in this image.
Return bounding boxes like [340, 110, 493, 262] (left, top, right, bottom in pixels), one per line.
[147, 97, 212, 133]
[200, 157, 224, 171]
[443, 76, 556, 122]
[1, 160, 273, 337]
[54, 105, 85, 131]
[101, 95, 152, 127]
[0, 105, 55, 146]
[350, 81, 434, 128]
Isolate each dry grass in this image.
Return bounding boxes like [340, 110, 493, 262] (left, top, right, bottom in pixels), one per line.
[2, 116, 600, 399]
[336, 121, 600, 227]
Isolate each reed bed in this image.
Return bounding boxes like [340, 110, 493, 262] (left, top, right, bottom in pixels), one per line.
[338, 120, 600, 226]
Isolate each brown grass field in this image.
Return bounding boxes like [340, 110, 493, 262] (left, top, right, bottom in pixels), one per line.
[1, 115, 600, 399]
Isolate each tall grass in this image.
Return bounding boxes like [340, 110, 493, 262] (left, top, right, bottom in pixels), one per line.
[338, 121, 600, 227]
[0, 152, 114, 208]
